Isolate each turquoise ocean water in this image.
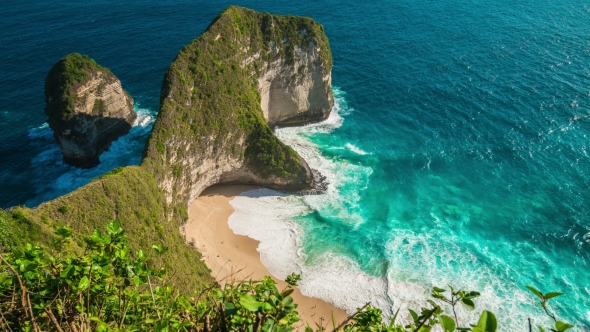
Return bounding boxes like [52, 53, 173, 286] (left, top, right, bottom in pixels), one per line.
[0, 1, 588, 329]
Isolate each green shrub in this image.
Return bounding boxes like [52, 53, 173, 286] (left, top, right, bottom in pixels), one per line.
[0, 223, 575, 332]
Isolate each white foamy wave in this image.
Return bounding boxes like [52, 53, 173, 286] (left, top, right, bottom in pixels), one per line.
[28, 122, 52, 139]
[226, 88, 560, 330]
[228, 89, 393, 319]
[345, 143, 371, 155]
[134, 107, 155, 127]
[384, 230, 552, 329]
[229, 190, 393, 317]
[275, 93, 372, 225]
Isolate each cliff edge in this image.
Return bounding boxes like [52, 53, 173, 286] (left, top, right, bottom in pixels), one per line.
[142, 6, 333, 215]
[45, 53, 137, 168]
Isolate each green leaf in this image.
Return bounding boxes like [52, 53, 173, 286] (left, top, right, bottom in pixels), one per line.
[389, 308, 400, 327]
[544, 292, 563, 300]
[78, 276, 90, 291]
[280, 288, 294, 298]
[262, 302, 274, 312]
[433, 287, 446, 293]
[526, 286, 544, 300]
[409, 309, 419, 321]
[461, 298, 475, 311]
[537, 326, 546, 332]
[224, 302, 238, 315]
[56, 226, 72, 238]
[60, 265, 74, 278]
[463, 291, 481, 300]
[440, 315, 456, 331]
[239, 294, 263, 312]
[554, 321, 573, 332]
[89, 317, 109, 332]
[474, 310, 497, 332]
[101, 235, 111, 245]
[282, 295, 294, 306]
[107, 221, 122, 235]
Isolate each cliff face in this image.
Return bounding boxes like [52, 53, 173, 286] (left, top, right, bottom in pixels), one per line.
[142, 6, 333, 217]
[45, 54, 136, 168]
[258, 37, 333, 127]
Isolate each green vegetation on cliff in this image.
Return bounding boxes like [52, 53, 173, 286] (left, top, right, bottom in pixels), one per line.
[1, 167, 213, 294]
[142, 6, 332, 221]
[3, 5, 333, 313]
[45, 53, 112, 122]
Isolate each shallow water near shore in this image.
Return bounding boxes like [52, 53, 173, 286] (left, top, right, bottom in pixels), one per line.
[1, 0, 589, 329]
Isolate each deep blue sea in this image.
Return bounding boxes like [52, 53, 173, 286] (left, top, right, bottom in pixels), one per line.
[1, 1, 589, 329]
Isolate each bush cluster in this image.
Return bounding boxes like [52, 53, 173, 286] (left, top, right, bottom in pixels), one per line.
[0, 223, 575, 332]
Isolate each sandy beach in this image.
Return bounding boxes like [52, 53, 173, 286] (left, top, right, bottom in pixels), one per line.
[185, 184, 348, 330]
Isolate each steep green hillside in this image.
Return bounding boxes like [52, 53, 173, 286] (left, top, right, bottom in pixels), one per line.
[1, 167, 214, 294]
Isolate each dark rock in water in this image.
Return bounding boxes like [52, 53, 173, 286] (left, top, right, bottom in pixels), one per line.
[300, 169, 329, 195]
[44, 53, 136, 168]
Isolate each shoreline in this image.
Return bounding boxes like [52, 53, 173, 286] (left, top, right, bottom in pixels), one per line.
[185, 184, 348, 330]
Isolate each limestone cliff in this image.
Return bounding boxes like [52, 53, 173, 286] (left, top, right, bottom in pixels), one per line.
[45, 53, 137, 168]
[142, 6, 333, 216]
[258, 32, 333, 127]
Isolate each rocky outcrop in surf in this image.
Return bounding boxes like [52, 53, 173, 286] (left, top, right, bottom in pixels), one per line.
[45, 53, 136, 168]
[142, 6, 333, 215]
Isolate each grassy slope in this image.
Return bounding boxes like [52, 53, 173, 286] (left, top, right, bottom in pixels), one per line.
[1, 167, 214, 294]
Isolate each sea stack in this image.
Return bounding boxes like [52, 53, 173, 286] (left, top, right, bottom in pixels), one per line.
[44, 53, 136, 168]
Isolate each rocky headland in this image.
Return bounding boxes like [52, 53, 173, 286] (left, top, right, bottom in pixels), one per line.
[44, 53, 136, 168]
[142, 6, 333, 218]
[4, 6, 333, 294]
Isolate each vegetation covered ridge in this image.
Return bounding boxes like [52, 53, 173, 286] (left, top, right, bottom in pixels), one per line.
[141, 6, 333, 223]
[0, 167, 214, 294]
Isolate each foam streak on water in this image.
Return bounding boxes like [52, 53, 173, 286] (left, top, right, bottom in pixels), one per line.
[228, 89, 571, 330]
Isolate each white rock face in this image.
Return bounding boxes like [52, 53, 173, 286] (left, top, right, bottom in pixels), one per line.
[258, 41, 333, 127]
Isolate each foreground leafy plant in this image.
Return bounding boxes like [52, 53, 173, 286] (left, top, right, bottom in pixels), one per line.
[0, 222, 301, 331]
[0, 223, 577, 332]
[526, 286, 573, 332]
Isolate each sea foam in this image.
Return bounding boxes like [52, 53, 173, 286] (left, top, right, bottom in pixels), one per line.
[227, 89, 556, 330]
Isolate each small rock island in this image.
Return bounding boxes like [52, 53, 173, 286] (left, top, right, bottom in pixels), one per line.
[44, 53, 136, 168]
